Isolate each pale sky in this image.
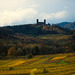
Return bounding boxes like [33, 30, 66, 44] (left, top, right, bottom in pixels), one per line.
[0, 0, 75, 26]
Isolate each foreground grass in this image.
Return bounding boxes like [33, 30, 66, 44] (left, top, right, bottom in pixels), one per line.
[0, 53, 75, 75]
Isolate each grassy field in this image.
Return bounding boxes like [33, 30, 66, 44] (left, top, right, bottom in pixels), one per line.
[0, 53, 75, 75]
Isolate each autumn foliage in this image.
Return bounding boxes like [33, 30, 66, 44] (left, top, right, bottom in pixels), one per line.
[7, 47, 18, 57]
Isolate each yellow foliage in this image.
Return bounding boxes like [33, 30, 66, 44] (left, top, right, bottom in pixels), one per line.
[0, 53, 75, 75]
[31, 68, 37, 75]
[51, 56, 66, 60]
[8, 61, 26, 67]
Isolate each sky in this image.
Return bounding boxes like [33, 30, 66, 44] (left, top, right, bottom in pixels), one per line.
[0, 0, 75, 26]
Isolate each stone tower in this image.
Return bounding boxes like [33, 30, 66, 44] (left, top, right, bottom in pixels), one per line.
[36, 19, 46, 25]
[44, 19, 46, 25]
[37, 19, 39, 24]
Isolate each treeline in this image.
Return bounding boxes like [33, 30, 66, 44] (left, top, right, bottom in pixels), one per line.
[0, 41, 75, 59]
[4, 24, 74, 36]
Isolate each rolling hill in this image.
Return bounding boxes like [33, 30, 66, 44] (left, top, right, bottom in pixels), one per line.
[56, 22, 75, 30]
[3, 24, 74, 36]
[0, 24, 75, 55]
[56, 22, 70, 26]
[62, 22, 75, 30]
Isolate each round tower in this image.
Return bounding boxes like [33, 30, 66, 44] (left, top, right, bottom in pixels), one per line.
[37, 19, 39, 24]
[44, 19, 46, 25]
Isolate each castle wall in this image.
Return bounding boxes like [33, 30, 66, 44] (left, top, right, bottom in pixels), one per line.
[36, 19, 46, 25]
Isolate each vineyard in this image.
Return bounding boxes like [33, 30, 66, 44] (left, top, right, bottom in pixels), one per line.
[0, 53, 75, 75]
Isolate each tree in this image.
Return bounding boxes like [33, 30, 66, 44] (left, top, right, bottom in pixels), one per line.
[65, 46, 70, 53]
[7, 47, 18, 57]
[17, 48, 24, 56]
[0, 44, 8, 56]
[32, 46, 39, 55]
[25, 53, 33, 59]
[0, 53, 6, 59]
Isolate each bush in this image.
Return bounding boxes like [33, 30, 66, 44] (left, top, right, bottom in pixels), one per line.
[43, 69, 49, 73]
[0, 57, 2, 60]
[7, 47, 18, 57]
[9, 67, 14, 70]
[0, 53, 6, 60]
[25, 53, 33, 59]
[17, 48, 24, 56]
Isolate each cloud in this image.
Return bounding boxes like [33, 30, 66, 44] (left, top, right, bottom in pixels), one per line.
[0, 8, 37, 26]
[32, 4, 40, 8]
[41, 10, 67, 20]
[0, 0, 74, 26]
[55, 11, 67, 19]
[0, 0, 26, 10]
[0, 9, 68, 26]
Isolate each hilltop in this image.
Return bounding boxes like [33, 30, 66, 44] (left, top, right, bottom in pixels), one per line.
[0, 19, 74, 37]
[3, 24, 74, 36]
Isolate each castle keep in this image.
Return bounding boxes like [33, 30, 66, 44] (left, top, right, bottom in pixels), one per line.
[36, 19, 46, 25]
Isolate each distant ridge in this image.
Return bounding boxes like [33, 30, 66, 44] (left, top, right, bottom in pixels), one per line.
[56, 22, 71, 26]
[56, 22, 75, 30]
[62, 22, 75, 30]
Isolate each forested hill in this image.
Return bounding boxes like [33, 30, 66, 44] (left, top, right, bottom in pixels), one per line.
[62, 22, 75, 30]
[56, 22, 75, 30]
[56, 22, 70, 26]
[0, 24, 75, 56]
[3, 24, 74, 36]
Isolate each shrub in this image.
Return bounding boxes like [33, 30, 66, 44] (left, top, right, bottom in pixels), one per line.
[9, 67, 14, 70]
[25, 53, 33, 59]
[43, 69, 49, 73]
[7, 47, 18, 57]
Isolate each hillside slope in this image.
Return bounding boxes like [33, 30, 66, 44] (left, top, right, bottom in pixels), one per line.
[0, 27, 14, 38]
[4, 24, 74, 36]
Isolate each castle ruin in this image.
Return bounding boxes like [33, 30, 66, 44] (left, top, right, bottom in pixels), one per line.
[36, 19, 46, 25]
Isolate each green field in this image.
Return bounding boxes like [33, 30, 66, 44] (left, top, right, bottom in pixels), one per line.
[0, 53, 75, 75]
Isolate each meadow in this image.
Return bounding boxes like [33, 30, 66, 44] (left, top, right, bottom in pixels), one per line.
[0, 53, 75, 75]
